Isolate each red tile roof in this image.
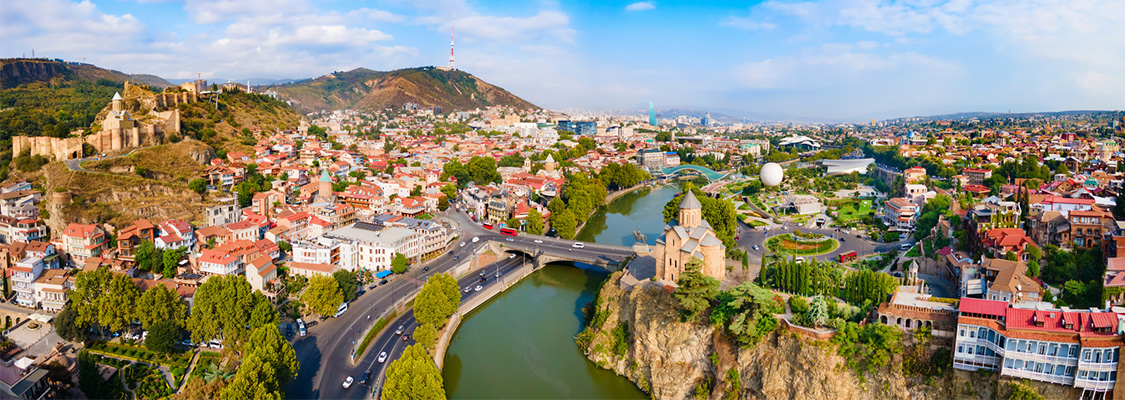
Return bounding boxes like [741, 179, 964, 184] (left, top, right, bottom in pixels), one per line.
[959, 297, 1008, 317]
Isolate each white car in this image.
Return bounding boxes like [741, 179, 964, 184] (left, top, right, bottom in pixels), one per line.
[509, 254, 515, 259]
[534, 239, 543, 243]
[378, 352, 388, 363]
[572, 242, 585, 248]
[752, 245, 760, 251]
[342, 376, 354, 389]
[460, 242, 465, 247]
[464, 286, 472, 293]
[474, 285, 483, 292]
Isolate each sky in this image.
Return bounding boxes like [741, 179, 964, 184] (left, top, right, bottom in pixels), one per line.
[2, 0, 1123, 122]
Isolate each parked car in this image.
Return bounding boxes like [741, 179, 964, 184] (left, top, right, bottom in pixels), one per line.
[380, 279, 388, 285]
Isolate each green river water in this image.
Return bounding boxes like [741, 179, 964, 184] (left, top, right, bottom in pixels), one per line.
[443, 183, 691, 398]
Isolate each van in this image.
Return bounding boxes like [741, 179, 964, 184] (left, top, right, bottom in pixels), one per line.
[334, 303, 349, 318]
[900, 243, 912, 251]
[472, 236, 480, 243]
[297, 319, 307, 336]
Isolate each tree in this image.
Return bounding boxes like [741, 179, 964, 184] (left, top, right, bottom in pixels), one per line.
[188, 275, 278, 348]
[136, 284, 187, 330]
[1057, 164, 1069, 175]
[674, 258, 720, 321]
[70, 266, 114, 330]
[526, 208, 544, 235]
[189, 178, 207, 195]
[163, 247, 187, 278]
[414, 323, 438, 349]
[146, 320, 181, 354]
[1005, 251, 1018, 261]
[884, 231, 901, 242]
[246, 324, 299, 385]
[333, 270, 360, 302]
[414, 273, 460, 328]
[505, 216, 521, 230]
[303, 275, 344, 317]
[807, 297, 829, 327]
[440, 184, 458, 200]
[1026, 260, 1040, 278]
[552, 209, 577, 239]
[220, 353, 283, 400]
[99, 273, 140, 331]
[437, 195, 449, 211]
[134, 240, 156, 271]
[391, 252, 409, 274]
[467, 156, 501, 184]
[54, 304, 86, 342]
[383, 344, 446, 400]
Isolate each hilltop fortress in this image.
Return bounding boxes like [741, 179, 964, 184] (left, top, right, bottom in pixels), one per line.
[13, 81, 200, 161]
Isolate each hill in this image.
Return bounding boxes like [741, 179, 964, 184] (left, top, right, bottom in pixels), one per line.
[0, 58, 172, 90]
[271, 66, 537, 113]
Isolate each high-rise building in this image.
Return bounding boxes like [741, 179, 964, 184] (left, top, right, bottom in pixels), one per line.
[701, 112, 712, 127]
[649, 102, 656, 126]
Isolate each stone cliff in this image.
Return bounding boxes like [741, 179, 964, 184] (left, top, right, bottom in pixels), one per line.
[580, 272, 1077, 400]
[0, 59, 68, 89]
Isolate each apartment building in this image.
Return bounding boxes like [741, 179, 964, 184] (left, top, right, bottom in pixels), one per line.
[1070, 210, 1113, 249]
[11, 257, 43, 308]
[0, 216, 48, 244]
[62, 223, 108, 265]
[884, 197, 918, 232]
[963, 168, 993, 185]
[33, 269, 74, 312]
[198, 248, 242, 276]
[954, 298, 1122, 396]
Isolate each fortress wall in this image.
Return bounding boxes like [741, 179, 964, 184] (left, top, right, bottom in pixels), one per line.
[12, 136, 84, 161]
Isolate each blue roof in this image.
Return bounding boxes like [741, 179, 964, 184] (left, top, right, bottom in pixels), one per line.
[375, 270, 392, 278]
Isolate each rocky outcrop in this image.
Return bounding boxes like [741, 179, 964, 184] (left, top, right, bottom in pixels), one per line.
[580, 272, 1078, 400]
[0, 59, 69, 89]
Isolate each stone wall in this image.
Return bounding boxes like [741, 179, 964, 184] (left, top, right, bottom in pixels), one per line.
[12, 136, 84, 161]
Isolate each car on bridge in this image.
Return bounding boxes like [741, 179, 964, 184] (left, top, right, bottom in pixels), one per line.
[572, 243, 585, 248]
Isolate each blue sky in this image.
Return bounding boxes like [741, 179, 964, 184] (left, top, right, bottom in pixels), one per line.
[2, 0, 1122, 121]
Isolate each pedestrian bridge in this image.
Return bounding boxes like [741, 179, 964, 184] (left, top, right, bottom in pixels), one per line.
[497, 241, 634, 270]
[658, 165, 730, 181]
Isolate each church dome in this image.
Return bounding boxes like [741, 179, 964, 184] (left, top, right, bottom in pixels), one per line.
[679, 190, 702, 210]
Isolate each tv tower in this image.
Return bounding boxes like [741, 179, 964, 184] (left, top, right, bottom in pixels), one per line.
[449, 25, 456, 71]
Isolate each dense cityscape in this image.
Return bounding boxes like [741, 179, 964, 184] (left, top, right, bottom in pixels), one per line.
[2, 1, 1124, 400]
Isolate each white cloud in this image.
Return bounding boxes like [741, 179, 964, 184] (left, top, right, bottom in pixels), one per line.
[449, 10, 575, 42]
[720, 16, 776, 30]
[625, 2, 655, 12]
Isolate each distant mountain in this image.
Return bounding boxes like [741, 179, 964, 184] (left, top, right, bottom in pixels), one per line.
[270, 66, 538, 113]
[167, 77, 303, 86]
[0, 58, 172, 90]
[886, 110, 1122, 123]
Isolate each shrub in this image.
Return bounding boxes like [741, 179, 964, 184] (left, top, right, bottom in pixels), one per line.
[788, 296, 810, 314]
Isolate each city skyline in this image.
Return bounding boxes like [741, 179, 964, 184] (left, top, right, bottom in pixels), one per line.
[2, 0, 1122, 122]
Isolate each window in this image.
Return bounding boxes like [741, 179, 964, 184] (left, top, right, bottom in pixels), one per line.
[1039, 344, 1047, 355]
[1049, 344, 1058, 356]
[1080, 371, 1088, 379]
[1070, 346, 1078, 357]
[959, 328, 965, 337]
[1085, 350, 1093, 362]
[967, 346, 974, 355]
[1066, 366, 1075, 376]
[1005, 358, 1014, 368]
[958, 345, 964, 353]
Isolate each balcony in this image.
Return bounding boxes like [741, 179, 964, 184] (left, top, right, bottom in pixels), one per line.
[1074, 377, 1116, 391]
[1001, 367, 1074, 386]
[1005, 351, 1079, 367]
[1077, 360, 1119, 373]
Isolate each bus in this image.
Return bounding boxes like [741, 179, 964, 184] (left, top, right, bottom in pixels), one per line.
[499, 228, 517, 236]
[838, 251, 857, 263]
[482, 223, 493, 230]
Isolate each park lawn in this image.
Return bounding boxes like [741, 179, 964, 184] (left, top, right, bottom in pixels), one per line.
[904, 244, 922, 258]
[830, 199, 874, 223]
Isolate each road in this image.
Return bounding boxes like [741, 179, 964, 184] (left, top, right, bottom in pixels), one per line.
[284, 208, 625, 399]
[738, 219, 902, 266]
[316, 256, 527, 400]
[64, 145, 153, 172]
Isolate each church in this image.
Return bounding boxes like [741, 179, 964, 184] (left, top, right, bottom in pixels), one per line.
[655, 190, 727, 282]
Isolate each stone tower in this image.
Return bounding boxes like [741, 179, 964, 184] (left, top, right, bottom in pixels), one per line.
[544, 154, 557, 173]
[678, 190, 702, 228]
[111, 92, 123, 112]
[319, 169, 332, 200]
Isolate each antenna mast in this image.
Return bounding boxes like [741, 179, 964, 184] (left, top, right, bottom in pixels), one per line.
[449, 25, 456, 71]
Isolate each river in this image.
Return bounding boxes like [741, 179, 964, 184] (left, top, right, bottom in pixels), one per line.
[443, 181, 694, 398]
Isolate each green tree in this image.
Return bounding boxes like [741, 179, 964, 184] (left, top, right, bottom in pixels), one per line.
[414, 323, 438, 349]
[188, 275, 278, 348]
[440, 183, 458, 200]
[134, 240, 156, 271]
[552, 209, 577, 239]
[467, 156, 501, 184]
[220, 353, 283, 400]
[163, 247, 187, 278]
[333, 270, 360, 302]
[1026, 260, 1040, 278]
[807, 297, 829, 327]
[189, 178, 208, 195]
[383, 344, 446, 400]
[54, 304, 86, 342]
[136, 284, 187, 330]
[437, 195, 449, 211]
[391, 252, 409, 274]
[246, 324, 299, 385]
[97, 273, 140, 332]
[526, 208, 544, 235]
[303, 275, 344, 317]
[414, 273, 460, 328]
[146, 320, 182, 354]
[674, 258, 720, 321]
[884, 231, 901, 242]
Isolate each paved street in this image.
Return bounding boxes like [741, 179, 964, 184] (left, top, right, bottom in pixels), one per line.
[284, 208, 626, 399]
[738, 219, 902, 266]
